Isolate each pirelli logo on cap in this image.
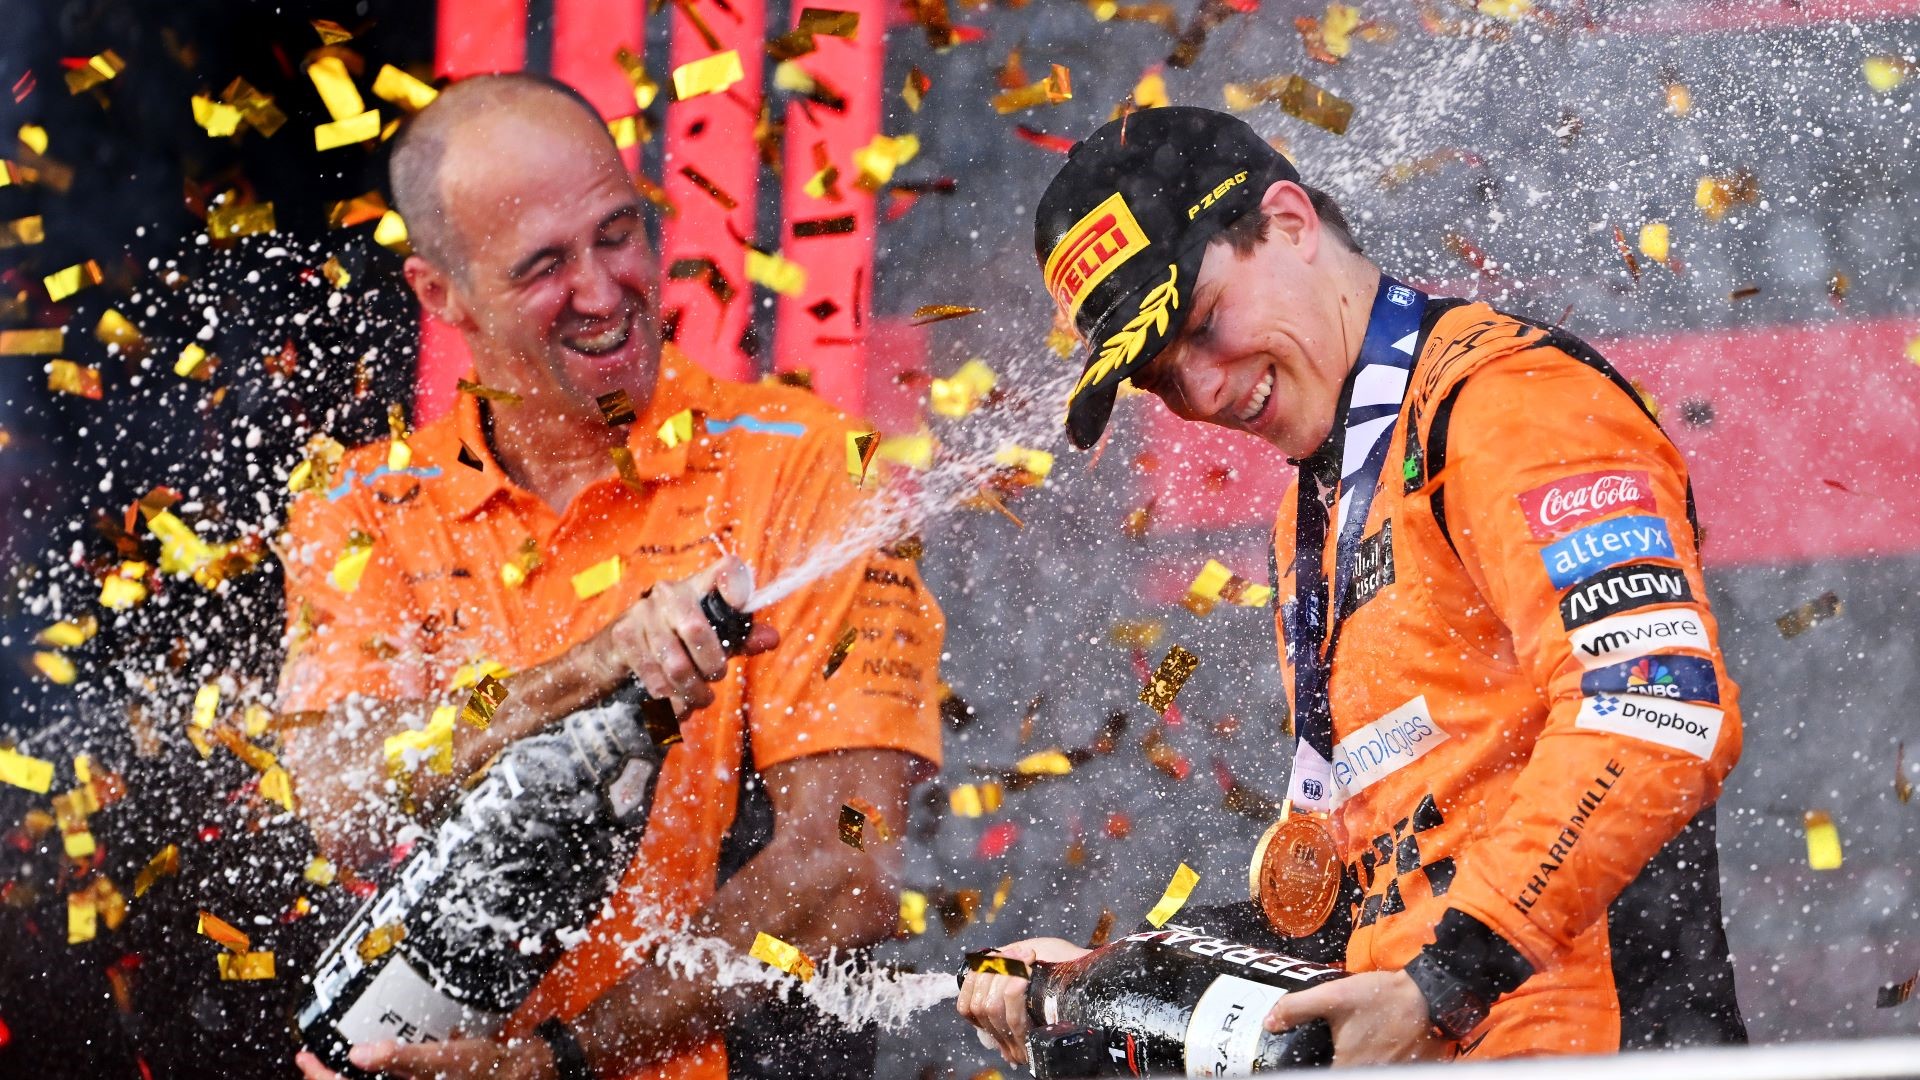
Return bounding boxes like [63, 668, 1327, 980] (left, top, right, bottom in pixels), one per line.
[1044, 192, 1149, 321]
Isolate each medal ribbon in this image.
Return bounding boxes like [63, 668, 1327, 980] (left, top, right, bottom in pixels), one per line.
[1284, 277, 1428, 813]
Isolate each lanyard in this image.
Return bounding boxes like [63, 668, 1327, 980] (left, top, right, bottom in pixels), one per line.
[1284, 276, 1427, 813]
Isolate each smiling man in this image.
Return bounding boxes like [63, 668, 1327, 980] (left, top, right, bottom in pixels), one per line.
[279, 75, 943, 1080]
[959, 107, 1746, 1065]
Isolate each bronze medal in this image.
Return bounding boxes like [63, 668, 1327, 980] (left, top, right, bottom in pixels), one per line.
[1249, 812, 1342, 938]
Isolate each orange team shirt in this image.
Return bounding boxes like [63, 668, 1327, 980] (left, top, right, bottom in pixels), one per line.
[1272, 303, 1742, 1055]
[276, 345, 944, 1080]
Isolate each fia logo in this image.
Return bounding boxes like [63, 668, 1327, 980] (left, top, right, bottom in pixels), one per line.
[1301, 778, 1325, 802]
[1386, 284, 1417, 307]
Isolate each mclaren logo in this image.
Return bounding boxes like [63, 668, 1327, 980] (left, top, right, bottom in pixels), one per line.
[1044, 192, 1149, 321]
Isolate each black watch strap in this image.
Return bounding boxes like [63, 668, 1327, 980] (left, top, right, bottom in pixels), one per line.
[1403, 951, 1490, 1042]
[535, 1016, 594, 1080]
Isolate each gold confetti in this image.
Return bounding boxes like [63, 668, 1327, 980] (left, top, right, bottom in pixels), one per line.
[385, 706, 456, 779]
[304, 856, 337, 887]
[607, 114, 649, 149]
[69, 892, 98, 943]
[197, 910, 251, 952]
[1898, 742, 1914, 804]
[823, 624, 859, 680]
[36, 617, 97, 648]
[17, 123, 47, 154]
[1014, 748, 1072, 776]
[596, 389, 636, 425]
[1224, 74, 1352, 135]
[993, 445, 1053, 484]
[898, 889, 928, 935]
[320, 256, 352, 289]
[0, 747, 54, 793]
[372, 64, 438, 112]
[99, 563, 149, 609]
[987, 875, 1014, 923]
[95, 309, 144, 354]
[1695, 170, 1759, 223]
[1140, 645, 1199, 714]
[750, 932, 817, 981]
[1109, 620, 1164, 649]
[1804, 810, 1843, 870]
[1880, 974, 1918, 1008]
[1130, 69, 1171, 110]
[1665, 82, 1692, 116]
[903, 66, 932, 112]
[328, 532, 374, 593]
[315, 110, 381, 151]
[373, 210, 411, 254]
[460, 673, 509, 729]
[307, 56, 365, 120]
[48, 360, 103, 399]
[206, 196, 276, 240]
[174, 343, 213, 380]
[847, 431, 881, 484]
[456, 379, 522, 405]
[949, 782, 1004, 818]
[259, 764, 296, 812]
[0, 214, 42, 246]
[1777, 592, 1842, 639]
[134, 844, 181, 897]
[44, 260, 103, 301]
[217, 952, 276, 980]
[657, 408, 694, 449]
[965, 950, 1030, 978]
[1477, 0, 1533, 17]
[615, 47, 659, 110]
[0, 328, 63, 355]
[992, 63, 1073, 114]
[356, 921, 406, 963]
[745, 248, 808, 296]
[673, 50, 747, 100]
[911, 304, 983, 325]
[838, 798, 893, 850]
[573, 556, 623, 600]
[1185, 560, 1272, 615]
[1865, 55, 1913, 93]
[929, 360, 996, 418]
[1143, 862, 1200, 927]
[1638, 222, 1670, 266]
[65, 49, 126, 95]
[876, 431, 935, 472]
[33, 651, 76, 684]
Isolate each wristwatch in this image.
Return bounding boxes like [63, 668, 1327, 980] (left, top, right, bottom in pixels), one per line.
[1401, 952, 1491, 1043]
[535, 1016, 595, 1080]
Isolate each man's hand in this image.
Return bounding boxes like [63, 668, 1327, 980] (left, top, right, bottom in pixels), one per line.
[1263, 969, 1454, 1067]
[955, 938, 1091, 1068]
[591, 555, 778, 716]
[294, 1037, 554, 1080]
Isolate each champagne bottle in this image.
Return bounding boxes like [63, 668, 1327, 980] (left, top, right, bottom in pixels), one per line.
[296, 592, 752, 1077]
[1023, 924, 1345, 1077]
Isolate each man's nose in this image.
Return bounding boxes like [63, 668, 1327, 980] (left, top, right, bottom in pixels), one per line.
[1171, 350, 1232, 418]
[569, 249, 623, 316]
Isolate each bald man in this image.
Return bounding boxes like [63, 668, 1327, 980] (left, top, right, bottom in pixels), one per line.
[281, 75, 945, 1080]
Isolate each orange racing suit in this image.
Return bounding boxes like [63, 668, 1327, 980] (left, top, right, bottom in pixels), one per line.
[1272, 300, 1746, 1055]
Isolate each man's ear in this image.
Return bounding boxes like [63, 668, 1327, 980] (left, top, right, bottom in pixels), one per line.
[1257, 180, 1321, 264]
[402, 255, 476, 332]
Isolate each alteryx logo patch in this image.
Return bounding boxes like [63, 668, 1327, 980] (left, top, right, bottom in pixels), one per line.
[1581, 655, 1721, 703]
[1577, 693, 1723, 759]
[1560, 564, 1693, 630]
[1329, 696, 1449, 807]
[1540, 515, 1675, 589]
[1570, 608, 1710, 668]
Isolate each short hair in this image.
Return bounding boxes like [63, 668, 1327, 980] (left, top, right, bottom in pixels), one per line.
[387, 72, 612, 278]
[1216, 183, 1363, 256]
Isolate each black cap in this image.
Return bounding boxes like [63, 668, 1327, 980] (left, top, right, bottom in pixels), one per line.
[1034, 107, 1297, 449]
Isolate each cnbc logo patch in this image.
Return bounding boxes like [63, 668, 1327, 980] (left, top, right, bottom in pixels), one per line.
[1580, 654, 1721, 705]
[1627, 658, 1676, 696]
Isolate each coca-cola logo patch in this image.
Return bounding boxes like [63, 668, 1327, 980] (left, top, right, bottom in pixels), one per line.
[1517, 470, 1656, 539]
